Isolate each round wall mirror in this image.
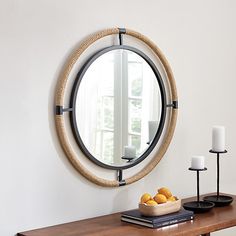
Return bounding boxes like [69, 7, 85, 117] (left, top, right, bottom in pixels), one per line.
[55, 28, 178, 187]
[70, 46, 166, 169]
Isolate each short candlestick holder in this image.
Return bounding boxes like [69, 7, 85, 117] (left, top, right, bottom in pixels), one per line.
[203, 150, 233, 207]
[183, 168, 215, 213]
[121, 156, 135, 162]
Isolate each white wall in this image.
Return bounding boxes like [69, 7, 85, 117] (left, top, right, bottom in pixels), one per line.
[0, 0, 236, 235]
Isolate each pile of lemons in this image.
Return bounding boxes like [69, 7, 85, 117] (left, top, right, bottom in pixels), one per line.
[140, 187, 177, 206]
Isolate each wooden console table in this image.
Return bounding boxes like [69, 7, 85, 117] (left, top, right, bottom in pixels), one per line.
[18, 193, 236, 236]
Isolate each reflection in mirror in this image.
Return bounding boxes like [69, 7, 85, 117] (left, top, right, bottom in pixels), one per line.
[75, 49, 162, 167]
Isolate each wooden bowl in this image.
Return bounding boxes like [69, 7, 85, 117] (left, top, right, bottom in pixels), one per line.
[139, 199, 181, 216]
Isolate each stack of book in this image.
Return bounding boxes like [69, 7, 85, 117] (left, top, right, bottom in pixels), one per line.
[121, 208, 194, 228]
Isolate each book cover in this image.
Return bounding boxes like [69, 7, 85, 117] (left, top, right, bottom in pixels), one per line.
[121, 208, 194, 227]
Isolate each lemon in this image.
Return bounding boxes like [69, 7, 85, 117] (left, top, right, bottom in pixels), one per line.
[158, 187, 172, 198]
[154, 193, 167, 204]
[167, 196, 176, 202]
[140, 193, 152, 204]
[146, 200, 158, 206]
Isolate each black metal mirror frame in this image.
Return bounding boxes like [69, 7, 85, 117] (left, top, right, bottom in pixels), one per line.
[69, 45, 167, 170]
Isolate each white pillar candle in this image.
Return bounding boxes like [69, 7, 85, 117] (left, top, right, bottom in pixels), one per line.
[148, 121, 158, 142]
[191, 156, 205, 169]
[212, 126, 225, 152]
[124, 146, 136, 158]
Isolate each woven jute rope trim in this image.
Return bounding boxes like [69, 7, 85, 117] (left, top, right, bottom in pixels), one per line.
[55, 28, 178, 187]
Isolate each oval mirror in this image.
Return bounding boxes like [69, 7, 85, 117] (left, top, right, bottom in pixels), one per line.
[70, 46, 166, 169]
[55, 28, 178, 187]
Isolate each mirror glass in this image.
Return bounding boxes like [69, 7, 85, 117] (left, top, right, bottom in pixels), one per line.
[74, 48, 163, 167]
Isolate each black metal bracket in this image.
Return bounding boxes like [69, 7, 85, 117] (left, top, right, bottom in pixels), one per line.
[117, 169, 126, 186]
[118, 28, 126, 45]
[55, 105, 73, 115]
[166, 100, 178, 109]
[119, 180, 126, 186]
[117, 169, 123, 182]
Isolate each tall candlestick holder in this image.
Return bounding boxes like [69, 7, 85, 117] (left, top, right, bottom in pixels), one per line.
[183, 167, 215, 213]
[203, 150, 233, 207]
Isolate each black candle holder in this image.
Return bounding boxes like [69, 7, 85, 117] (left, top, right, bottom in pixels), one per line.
[203, 150, 233, 207]
[183, 168, 215, 213]
[121, 156, 135, 162]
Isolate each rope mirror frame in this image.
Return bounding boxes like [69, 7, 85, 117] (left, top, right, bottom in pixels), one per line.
[55, 28, 178, 187]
